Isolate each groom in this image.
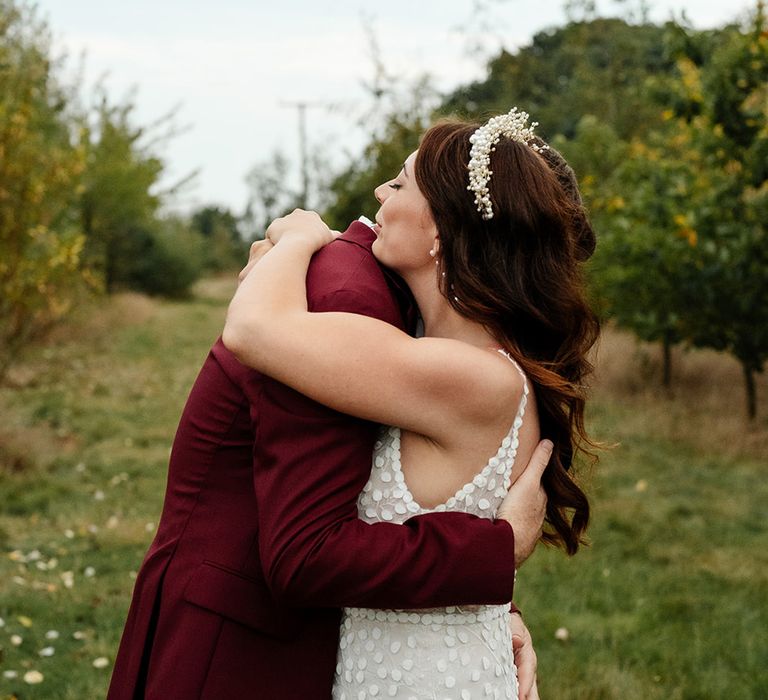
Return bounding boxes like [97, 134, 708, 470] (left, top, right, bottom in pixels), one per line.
[108, 219, 547, 700]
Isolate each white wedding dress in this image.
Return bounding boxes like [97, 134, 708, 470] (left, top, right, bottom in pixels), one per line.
[332, 351, 529, 700]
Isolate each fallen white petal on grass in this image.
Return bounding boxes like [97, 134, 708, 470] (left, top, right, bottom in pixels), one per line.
[635, 479, 648, 492]
[39, 646, 55, 657]
[92, 657, 110, 669]
[109, 472, 130, 486]
[94, 490, 106, 501]
[0, 617, 5, 627]
[554, 627, 570, 641]
[17, 615, 33, 628]
[24, 670, 45, 684]
[73, 630, 87, 640]
[107, 515, 120, 529]
[3, 670, 18, 679]
[12, 576, 27, 586]
[61, 571, 75, 588]
[45, 630, 60, 640]
[84, 566, 96, 578]
[145, 522, 155, 532]
[64, 528, 75, 539]
[11, 634, 23, 646]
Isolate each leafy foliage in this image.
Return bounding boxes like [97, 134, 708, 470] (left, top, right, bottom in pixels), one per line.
[79, 93, 179, 293]
[664, 9, 768, 417]
[440, 18, 674, 141]
[324, 114, 424, 231]
[0, 1, 210, 378]
[434, 8, 768, 417]
[585, 9, 768, 415]
[189, 206, 248, 271]
[0, 1, 88, 376]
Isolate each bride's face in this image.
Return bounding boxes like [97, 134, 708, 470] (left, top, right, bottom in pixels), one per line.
[372, 151, 438, 274]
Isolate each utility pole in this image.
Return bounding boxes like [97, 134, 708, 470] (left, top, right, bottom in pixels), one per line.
[280, 100, 325, 209]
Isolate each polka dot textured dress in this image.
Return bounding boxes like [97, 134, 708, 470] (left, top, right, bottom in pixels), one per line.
[332, 351, 529, 700]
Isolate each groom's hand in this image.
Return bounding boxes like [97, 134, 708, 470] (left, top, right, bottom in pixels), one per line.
[497, 440, 551, 567]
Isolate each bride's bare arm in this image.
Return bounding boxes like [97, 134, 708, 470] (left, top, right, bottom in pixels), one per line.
[223, 212, 520, 443]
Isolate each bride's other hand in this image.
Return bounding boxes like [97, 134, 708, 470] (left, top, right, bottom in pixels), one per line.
[510, 613, 539, 700]
[265, 209, 339, 251]
[238, 239, 274, 283]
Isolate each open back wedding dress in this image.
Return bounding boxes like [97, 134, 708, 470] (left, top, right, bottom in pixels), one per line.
[332, 351, 529, 700]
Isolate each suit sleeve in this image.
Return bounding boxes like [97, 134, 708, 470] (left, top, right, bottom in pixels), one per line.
[250, 283, 518, 609]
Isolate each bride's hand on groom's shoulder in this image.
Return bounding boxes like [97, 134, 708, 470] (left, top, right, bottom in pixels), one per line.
[265, 209, 339, 251]
[238, 210, 340, 283]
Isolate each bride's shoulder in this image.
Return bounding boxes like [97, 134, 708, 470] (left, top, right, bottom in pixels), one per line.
[480, 347, 528, 404]
[416, 339, 526, 423]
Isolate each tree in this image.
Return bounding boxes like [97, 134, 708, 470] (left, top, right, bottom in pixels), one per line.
[323, 71, 437, 231]
[190, 205, 247, 271]
[0, 0, 87, 377]
[79, 92, 163, 291]
[78, 88, 201, 295]
[579, 117, 708, 387]
[114, 215, 205, 298]
[323, 113, 424, 231]
[665, 6, 768, 419]
[243, 150, 296, 239]
[439, 18, 673, 142]
[582, 6, 768, 417]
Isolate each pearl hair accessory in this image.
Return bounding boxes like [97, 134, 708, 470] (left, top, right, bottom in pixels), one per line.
[467, 107, 548, 220]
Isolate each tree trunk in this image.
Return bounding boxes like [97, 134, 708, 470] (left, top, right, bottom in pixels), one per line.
[662, 335, 673, 389]
[742, 363, 757, 421]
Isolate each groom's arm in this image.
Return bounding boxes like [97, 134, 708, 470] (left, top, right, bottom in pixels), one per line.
[247, 230, 544, 610]
[254, 375, 524, 610]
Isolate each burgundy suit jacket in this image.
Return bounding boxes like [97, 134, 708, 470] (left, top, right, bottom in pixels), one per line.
[107, 222, 517, 700]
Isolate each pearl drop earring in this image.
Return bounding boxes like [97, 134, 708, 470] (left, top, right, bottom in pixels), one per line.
[428, 248, 436, 257]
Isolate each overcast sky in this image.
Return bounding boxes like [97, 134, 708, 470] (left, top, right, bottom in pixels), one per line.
[36, 0, 751, 216]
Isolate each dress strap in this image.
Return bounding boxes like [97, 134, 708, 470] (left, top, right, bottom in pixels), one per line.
[495, 349, 528, 390]
[495, 349, 529, 489]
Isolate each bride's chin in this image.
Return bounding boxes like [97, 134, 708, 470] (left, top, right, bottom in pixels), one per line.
[371, 238, 384, 260]
[372, 240, 407, 275]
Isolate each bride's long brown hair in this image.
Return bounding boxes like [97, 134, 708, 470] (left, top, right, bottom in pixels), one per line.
[416, 120, 600, 555]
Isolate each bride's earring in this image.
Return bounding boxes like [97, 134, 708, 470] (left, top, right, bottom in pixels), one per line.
[429, 239, 440, 264]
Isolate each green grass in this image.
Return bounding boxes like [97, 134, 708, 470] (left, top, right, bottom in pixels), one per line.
[1, 279, 766, 699]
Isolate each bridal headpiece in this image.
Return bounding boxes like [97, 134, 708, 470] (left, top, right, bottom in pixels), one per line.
[467, 107, 548, 220]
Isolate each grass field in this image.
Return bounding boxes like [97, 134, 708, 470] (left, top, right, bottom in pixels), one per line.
[1, 276, 766, 699]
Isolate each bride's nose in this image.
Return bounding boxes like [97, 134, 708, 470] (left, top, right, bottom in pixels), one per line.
[374, 183, 386, 204]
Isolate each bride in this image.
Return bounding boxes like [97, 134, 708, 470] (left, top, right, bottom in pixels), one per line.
[223, 109, 599, 699]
